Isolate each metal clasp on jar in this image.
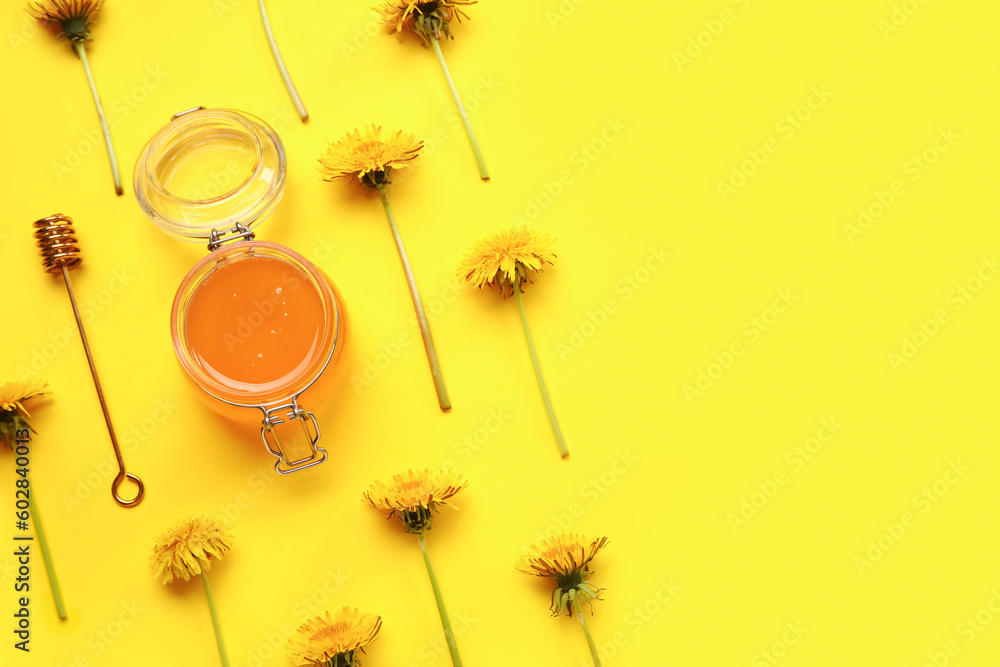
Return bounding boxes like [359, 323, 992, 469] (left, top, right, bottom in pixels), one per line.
[259, 394, 327, 474]
[208, 222, 256, 251]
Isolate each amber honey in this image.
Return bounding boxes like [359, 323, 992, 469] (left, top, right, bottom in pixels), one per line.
[185, 254, 324, 394]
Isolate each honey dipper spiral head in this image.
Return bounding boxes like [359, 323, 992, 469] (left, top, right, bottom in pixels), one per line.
[34, 214, 82, 274]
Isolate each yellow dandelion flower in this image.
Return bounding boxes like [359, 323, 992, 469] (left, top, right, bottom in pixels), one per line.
[376, 0, 475, 44]
[151, 518, 235, 664]
[318, 125, 423, 190]
[28, 0, 122, 194]
[458, 227, 568, 457]
[287, 607, 382, 667]
[372, 0, 489, 180]
[0, 377, 65, 620]
[459, 227, 557, 297]
[0, 378, 50, 418]
[319, 125, 451, 411]
[519, 535, 609, 665]
[26, 0, 102, 43]
[517, 534, 608, 581]
[364, 469, 469, 666]
[364, 468, 467, 534]
[150, 517, 233, 585]
[0, 377, 50, 447]
[518, 534, 607, 617]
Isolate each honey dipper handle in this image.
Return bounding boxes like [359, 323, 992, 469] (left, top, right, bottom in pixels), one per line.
[60, 265, 144, 508]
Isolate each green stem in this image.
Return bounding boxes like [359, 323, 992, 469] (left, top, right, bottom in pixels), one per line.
[379, 189, 451, 412]
[418, 532, 464, 667]
[515, 288, 568, 458]
[430, 37, 489, 181]
[74, 41, 122, 196]
[257, 0, 308, 122]
[200, 571, 230, 667]
[27, 488, 67, 620]
[572, 595, 602, 667]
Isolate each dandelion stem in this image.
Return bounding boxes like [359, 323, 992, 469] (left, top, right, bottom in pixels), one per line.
[378, 189, 451, 412]
[74, 41, 122, 196]
[257, 0, 308, 122]
[199, 571, 230, 667]
[27, 487, 67, 620]
[572, 595, 602, 667]
[418, 532, 464, 667]
[514, 287, 568, 458]
[430, 37, 489, 181]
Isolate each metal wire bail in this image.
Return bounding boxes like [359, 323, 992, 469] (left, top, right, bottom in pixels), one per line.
[259, 394, 327, 474]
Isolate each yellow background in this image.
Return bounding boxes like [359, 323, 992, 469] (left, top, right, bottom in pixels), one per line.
[2, 0, 1000, 665]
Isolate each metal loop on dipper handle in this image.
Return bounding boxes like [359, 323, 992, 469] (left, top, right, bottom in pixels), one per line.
[33, 214, 145, 508]
[113, 472, 144, 507]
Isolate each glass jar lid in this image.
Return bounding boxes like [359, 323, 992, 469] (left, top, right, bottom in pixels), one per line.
[133, 107, 286, 241]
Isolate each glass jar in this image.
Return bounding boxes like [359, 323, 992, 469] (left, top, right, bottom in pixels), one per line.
[135, 107, 346, 473]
